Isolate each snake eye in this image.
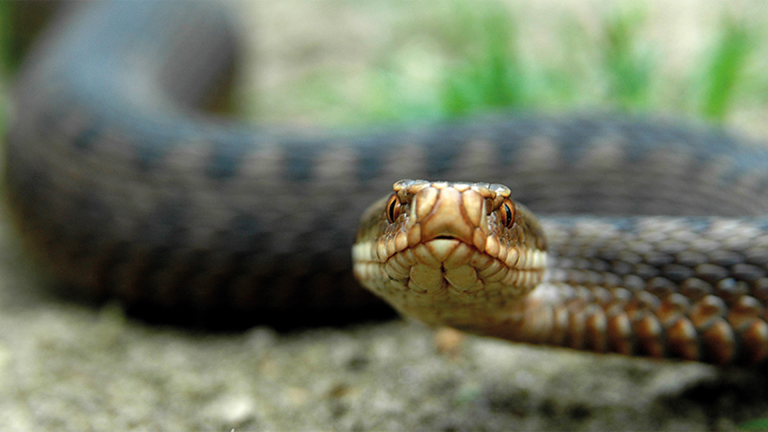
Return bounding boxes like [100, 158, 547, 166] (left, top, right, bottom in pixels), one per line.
[499, 199, 515, 228]
[386, 193, 402, 223]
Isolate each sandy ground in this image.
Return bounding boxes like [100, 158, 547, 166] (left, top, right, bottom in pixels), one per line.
[3, 1, 768, 431]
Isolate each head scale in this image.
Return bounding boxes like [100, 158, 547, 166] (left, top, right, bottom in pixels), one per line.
[353, 180, 548, 332]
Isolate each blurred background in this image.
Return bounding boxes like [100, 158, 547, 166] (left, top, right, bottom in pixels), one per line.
[3, 1, 768, 137]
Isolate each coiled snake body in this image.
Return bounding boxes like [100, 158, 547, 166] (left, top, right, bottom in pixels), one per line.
[8, 2, 768, 365]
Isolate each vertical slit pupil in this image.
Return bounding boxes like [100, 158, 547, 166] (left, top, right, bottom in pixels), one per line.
[387, 196, 398, 223]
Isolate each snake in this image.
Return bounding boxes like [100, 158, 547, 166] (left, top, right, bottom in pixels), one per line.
[7, 1, 768, 366]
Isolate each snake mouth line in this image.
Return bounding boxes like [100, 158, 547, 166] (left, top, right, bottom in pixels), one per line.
[352, 236, 547, 296]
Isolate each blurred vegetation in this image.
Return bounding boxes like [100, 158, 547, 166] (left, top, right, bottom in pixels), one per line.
[4, 2, 763, 131]
[420, 3, 760, 124]
[698, 16, 754, 121]
[0, 2, 7, 70]
[248, 1, 765, 129]
[437, 1, 526, 116]
[599, 7, 654, 109]
[442, 4, 760, 126]
[739, 418, 768, 432]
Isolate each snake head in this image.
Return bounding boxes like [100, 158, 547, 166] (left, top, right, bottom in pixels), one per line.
[353, 180, 548, 330]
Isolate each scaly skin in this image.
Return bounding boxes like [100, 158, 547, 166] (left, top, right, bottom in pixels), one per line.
[355, 181, 768, 366]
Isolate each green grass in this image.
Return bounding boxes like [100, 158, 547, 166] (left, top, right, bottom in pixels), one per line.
[3, 2, 764, 131]
[421, 2, 761, 122]
[698, 15, 754, 122]
[438, 1, 526, 116]
[599, 7, 654, 109]
[249, 1, 765, 130]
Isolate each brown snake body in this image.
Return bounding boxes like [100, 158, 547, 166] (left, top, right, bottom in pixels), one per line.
[8, 2, 768, 365]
